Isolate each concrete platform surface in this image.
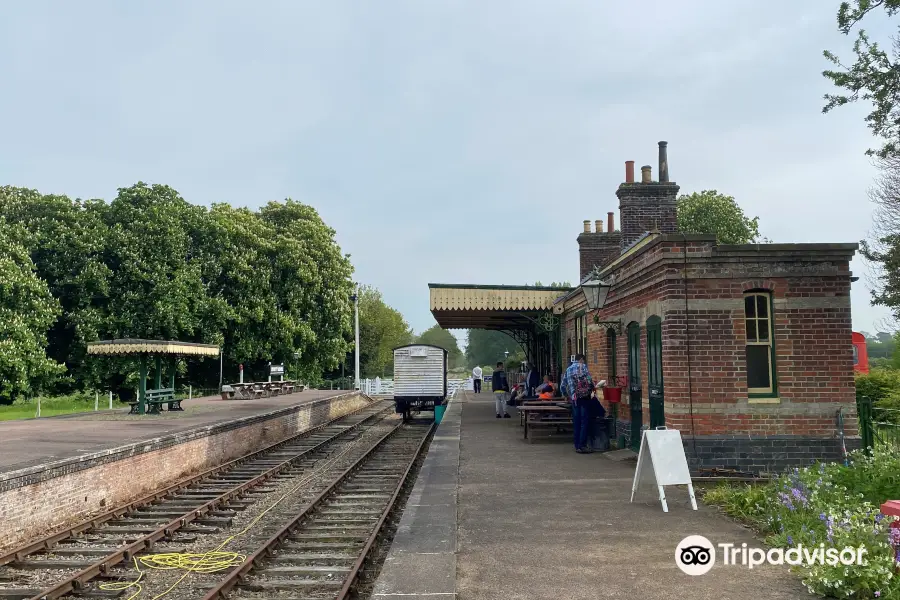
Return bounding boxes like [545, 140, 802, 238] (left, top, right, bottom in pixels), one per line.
[376, 391, 814, 600]
[0, 390, 344, 474]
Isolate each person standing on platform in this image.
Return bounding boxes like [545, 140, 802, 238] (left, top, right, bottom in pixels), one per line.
[472, 365, 483, 393]
[492, 361, 510, 419]
[561, 353, 595, 453]
[526, 363, 541, 397]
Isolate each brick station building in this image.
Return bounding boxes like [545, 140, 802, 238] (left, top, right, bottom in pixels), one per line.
[555, 141, 859, 473]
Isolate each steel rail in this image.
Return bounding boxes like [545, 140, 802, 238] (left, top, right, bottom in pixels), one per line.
[0, 399, 386, 567]
[23, 404, 390, 600]
[200, 419, 422, 600]
[335, 421, 434, 600]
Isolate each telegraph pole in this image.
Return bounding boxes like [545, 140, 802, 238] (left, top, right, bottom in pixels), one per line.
[353, 286, 360, 391]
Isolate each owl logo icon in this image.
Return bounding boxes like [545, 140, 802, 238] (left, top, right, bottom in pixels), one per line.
[676, 536, 715, 575]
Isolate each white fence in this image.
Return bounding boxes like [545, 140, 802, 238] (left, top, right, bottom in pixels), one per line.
[360, 377, 467, 398]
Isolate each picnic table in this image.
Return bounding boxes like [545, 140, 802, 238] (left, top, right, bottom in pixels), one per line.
[519, 403, 573, 443]
[220, 380, 305, 400]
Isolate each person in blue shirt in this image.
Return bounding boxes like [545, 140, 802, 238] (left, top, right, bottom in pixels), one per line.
[561, 354, 596, 453]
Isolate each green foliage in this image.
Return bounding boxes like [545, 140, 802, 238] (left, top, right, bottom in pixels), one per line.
[417, 324, 463, 368]
[823, 0, 900, 159]
[354, 286, 413, 377]
[856, 368, 900, 422]
[465, 330, 519, 368]
[856, 368, 900, 404]
[533, 281, 572, 287]
[705, 449, 900, 598]
[0, 183, 356, 398]
[0, 187, 111, 392]
[863, 331, 898, 360]
[0, 217, 66, 403]
[676, 190, 760, 244]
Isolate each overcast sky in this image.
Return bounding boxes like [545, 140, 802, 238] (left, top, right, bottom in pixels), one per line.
[0, 0, 894, 346]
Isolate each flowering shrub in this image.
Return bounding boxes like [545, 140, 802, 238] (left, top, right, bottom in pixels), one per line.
[704, 448, 900, 598]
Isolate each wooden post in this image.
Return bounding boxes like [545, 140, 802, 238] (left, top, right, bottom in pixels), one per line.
[139, 354, 148, 415]
[154, 355, 162, 390]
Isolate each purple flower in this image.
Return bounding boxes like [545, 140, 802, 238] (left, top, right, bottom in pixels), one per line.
[889, 528, 900, 546]
[875, 591, 881, 598]
[876, 513, 885, 524]
[787, 535, 794, 545]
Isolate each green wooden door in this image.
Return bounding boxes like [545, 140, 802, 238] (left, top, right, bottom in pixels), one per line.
[647, 316, 665, 429]
[626, 322, 642, 451]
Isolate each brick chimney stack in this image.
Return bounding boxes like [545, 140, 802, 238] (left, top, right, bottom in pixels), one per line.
[578, 210, 622, 280]
[616, 141, 680, 251]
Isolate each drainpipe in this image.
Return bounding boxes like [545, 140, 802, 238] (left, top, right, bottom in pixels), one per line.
[682, 234, 699, 466]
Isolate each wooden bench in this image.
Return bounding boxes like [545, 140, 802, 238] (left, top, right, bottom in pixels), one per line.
[520, 404, 573, 443]
[128, 388, 180, 414]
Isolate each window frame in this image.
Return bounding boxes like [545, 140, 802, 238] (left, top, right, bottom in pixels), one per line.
[744, 290, 776, 397]
[580, 314, 588, 357]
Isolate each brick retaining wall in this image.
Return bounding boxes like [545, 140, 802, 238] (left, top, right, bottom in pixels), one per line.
[682, 434, 862, 475]
[0, 392, 371, 552]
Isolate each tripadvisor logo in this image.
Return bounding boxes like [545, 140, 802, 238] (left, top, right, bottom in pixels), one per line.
[675, 536, 868, 575]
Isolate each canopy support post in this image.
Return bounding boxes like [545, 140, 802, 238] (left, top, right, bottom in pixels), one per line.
[139, 355, 148, 415]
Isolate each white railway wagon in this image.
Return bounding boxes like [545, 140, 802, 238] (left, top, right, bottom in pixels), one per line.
[392, 344, 448, 420]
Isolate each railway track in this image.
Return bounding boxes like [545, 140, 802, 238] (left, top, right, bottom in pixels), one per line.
[0, 400, 394, 600]
[203, 420, 432, 600]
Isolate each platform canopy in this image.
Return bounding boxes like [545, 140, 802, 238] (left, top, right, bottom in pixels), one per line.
[87, 339, 220, 357]
[429, 284, 570, 330]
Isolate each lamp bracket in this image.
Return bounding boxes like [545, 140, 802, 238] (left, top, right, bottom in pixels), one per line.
[592, 315, 622, 334]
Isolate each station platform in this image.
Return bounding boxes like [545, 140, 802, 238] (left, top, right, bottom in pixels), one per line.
[374, 391, 812, 600]
[0, 389, 345, 475]
[0, 389, 371, 551]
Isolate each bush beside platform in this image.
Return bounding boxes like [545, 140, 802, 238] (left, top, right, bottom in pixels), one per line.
[703, 448, 900, 599]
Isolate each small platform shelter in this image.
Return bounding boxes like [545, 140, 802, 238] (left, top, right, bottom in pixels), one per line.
[429, 284, 572, 381]
[86, 339, 221, 415]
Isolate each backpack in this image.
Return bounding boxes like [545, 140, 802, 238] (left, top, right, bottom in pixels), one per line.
[573, 369, 593, 399]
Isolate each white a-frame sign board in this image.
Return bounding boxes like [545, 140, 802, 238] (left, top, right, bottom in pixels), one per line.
[630, 427, 698, 512]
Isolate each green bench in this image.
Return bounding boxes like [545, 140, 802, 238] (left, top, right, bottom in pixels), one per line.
[128, 388, 183, 414]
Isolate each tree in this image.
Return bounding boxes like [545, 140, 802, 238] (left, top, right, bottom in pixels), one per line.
[256, 200, 355, 381]
[465, 329, 519, 368]
[676, 190, 760, 244]
[533, 281, 572, 287]
[823, 1, 900, 159]
[0, 187, 112, 393]
[417, 324, 463, 368]
[0, 182, 357, 395]
[858, 153, 900, 326]
[353, 286, 413, 377]
[0, 217, 65, 403]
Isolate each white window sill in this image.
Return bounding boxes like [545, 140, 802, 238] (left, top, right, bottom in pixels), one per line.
[747, 397, 781, 404]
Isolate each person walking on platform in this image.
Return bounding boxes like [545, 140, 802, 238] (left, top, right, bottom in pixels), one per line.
[561, 354, 595, 453]
[492, 361, 510, 419]
[472, 365, 483, 393]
